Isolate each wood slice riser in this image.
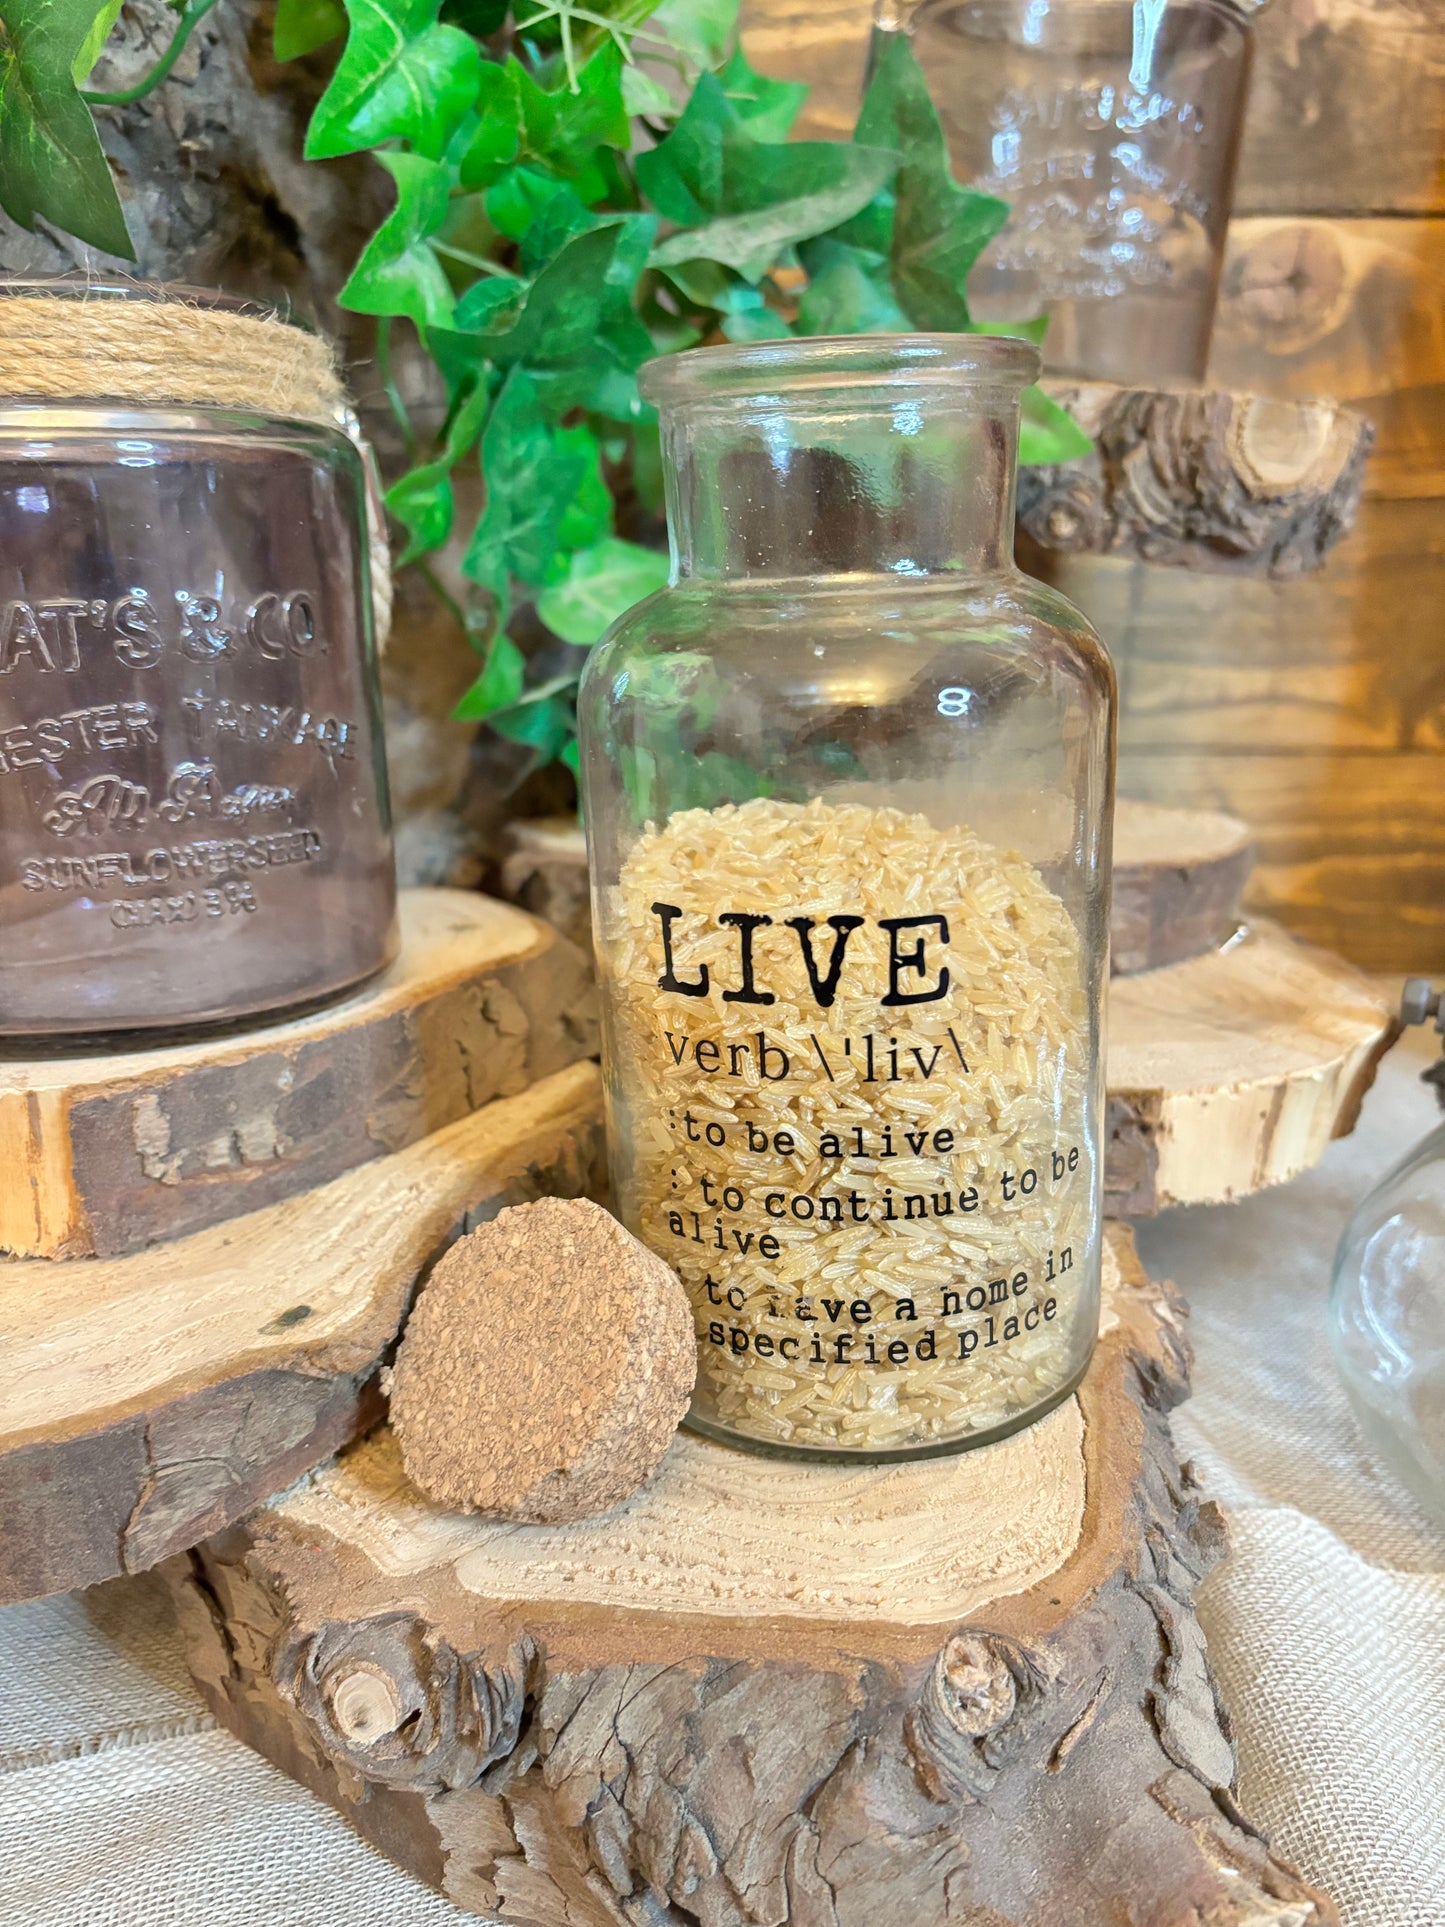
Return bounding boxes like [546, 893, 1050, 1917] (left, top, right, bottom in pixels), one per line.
[499, 801, 1259, 982]
[0, 1064, 605, 1604]
[169, 1227, 1337, 1927]
[0, 888, 598, 1261]
[1018, 384, 1372, 579]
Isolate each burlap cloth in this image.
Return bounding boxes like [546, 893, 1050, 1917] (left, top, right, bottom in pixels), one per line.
[2, 1035, 1441, 1927]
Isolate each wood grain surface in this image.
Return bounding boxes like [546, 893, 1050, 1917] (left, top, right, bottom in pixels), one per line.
[0, 1062, 604, 1605]
[167, 1224, 1338, 1927]
[1017, 384, 1369, 577]
[0, 888, 598, 1260]
[1032, 494, 1445, 969]
[500, 800, 1259, 977]
[1104, 923, 1395, 1214]
[1111, 802, 1253, 975]
[1212, 217, 1445, 501]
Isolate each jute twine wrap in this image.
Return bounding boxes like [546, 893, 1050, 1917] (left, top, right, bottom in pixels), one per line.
[0, 290, 391, 645]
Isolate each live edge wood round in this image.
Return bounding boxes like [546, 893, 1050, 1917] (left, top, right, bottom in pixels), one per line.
[1105, 921, 1396, 1215]
[499, 798, 1256, 979]
[0, 1063, 604, 1604]
[1111, 800, 1253, 976]
[0, 887, 598, 1261]
[168, 1223, 1338, 1927]
[1017, 383, 1371, 578]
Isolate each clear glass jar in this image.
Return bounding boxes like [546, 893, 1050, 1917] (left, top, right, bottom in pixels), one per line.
[897, 0, 1253, 382]
[578, 336, 1115, 1460]
[1330, 988, 1445, 1524]
[0, 294, 396, 1037]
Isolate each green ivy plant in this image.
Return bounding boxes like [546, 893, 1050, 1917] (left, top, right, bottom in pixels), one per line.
[0, 0, 1089, 777]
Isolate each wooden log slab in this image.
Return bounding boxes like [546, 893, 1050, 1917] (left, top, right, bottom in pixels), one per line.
[1106, 923, 1396, 1215]
[0, 1061, 604, 1605]
[168, 1223, 1338, 1927]
[500, 799, 1257, 978]
[1018, 383, 1372, 578]
[0, 887, 598, 1261]
[1112, 800, 1253, 975]
[499, 817, 594, 951]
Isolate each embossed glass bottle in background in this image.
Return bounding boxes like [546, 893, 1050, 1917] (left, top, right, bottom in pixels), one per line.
[890, 0, 1254, 382]
[579, 337, 1115, 1460]
[0, 286, 396, 1036]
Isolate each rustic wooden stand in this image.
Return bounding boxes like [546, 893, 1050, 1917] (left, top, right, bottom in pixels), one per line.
[1017, 383, 1371, 578]
[0, 1063, 603, 1604]
[0, 881, 602, 1606]
[168, 1223, 1337, 1927]
[0, 887, 597, 1260]
[2, 819, 1390, 1611]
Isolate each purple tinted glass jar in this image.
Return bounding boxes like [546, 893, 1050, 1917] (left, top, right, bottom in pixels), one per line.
[0, 284, 397, 1036]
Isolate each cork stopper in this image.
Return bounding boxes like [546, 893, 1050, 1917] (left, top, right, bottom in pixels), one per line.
[387, 1198, 697, 1523]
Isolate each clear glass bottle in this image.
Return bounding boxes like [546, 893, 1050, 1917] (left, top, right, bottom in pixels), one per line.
[1330, 982, 1445, 1524]
[894, 0, 1254, 383]
[0, 283, 397, 1038]
[578, 335, 1115, 1460]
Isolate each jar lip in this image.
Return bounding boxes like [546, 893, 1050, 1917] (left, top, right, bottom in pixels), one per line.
[0, 274, 307, 331]
[639, 332, 1042, 406]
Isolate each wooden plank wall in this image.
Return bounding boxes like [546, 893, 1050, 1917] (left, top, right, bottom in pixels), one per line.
[740, 0, 1445, 970]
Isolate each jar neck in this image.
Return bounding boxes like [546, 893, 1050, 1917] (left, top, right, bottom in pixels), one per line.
[660, 393, 1021, 582]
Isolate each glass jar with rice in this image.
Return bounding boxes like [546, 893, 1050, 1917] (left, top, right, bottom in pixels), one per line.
[578, 335, 1114, 1460]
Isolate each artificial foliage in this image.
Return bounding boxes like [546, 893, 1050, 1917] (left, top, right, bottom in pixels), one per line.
[0, 0, 1091, 773]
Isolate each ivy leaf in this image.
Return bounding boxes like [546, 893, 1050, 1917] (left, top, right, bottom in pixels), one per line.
[488, 684, 578, 766]
[385, 462, 455, 561]
[305, 0, 482, 161]
[647, 0, 739, 73]
[514, 43, 629, 180]
[438, 216, 655, 418]
[0, 0, 133, 258]
[384, 375, 491, 563]
[640, 74, 895, 282]
[668, 269, 792, 340]
[339, 150, 456, 326]
[1019, 383, 1094, 467]
[621, 64, 673, 120]
[484, 164, 572, 239]
[555, 425, 613, 549]
[457, 60, 521, 188]
[842, 32, 1008, 329]
[454, 632, 526, 719]
[463, 368, 592, 616]
[797, 237, 908, 334]
[717, 45, 805, 143]
[536, 536, 669, 645]
[441, 0, 508, 32]
[273, 0, 347, 60]
[968, 313, 1049, 346]
[634, 73, 738, 224]
[651, 177, 891, 282]
[71, 0, 123, 81]
[515, 178, 599, 272]
[720, 296, 790, 340]
[454, 272, 524, 329]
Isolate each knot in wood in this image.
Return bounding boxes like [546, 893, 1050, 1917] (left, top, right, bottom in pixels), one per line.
[278, 1613, 530, 1793]
[1016, 473, 1107, 554]
[906, 1633, 1026, 1803]
[327, 1663, 402, 1745]
[940, 1636, 1016, 1738]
